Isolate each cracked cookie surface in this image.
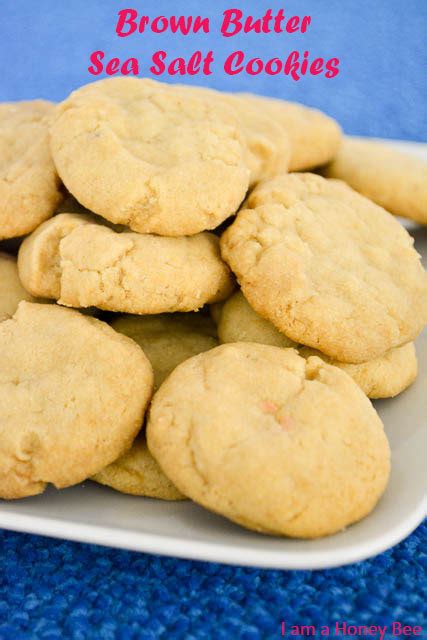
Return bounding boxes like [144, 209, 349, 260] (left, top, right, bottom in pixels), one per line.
[176, 84, 291, 184]
[50, 77, 250, 236]
[0, 100, 63, 239]
[147, 343, 390, 538]
[18, 213, 234, 313]
[0, 302, 153, 499]
[220, 173, 427, 363]
[322, 137, 427, 225]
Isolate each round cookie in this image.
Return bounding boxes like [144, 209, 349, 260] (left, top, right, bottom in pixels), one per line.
[147, 343, 390, 539]
[218, 291, 417, 398]
[298, 343, 417, 399]
[218, 290, 296, 348]
[220, 173, 427, 363]
[18, 213, 234, 313]
[0, 252, 35, 320]
[322, 137, 427, 225]
[224, 94, 291, 183]
[210, 301, 225, 325]
[92, 437, 185, 500]
[239, 94, 342, 172]
[92, 313, 217, 498]
[177, 84, 291, 184]
[50, 77, 250, 236]
[0, 100, 63, 240]
[111, 313, 218, 390]
[0, 302, 153, 499]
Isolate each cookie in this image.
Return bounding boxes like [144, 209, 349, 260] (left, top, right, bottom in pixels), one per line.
[210, 301, 225, 325]
[0, 252, 35, 320]
[177, 85, 291, 184]
[221, 173, 427, 363]
[299, 342, 417, 399]
[239, 94, 342, 171]
[111, 313, 218, 390]
[218, 291, 417, 398]
[0, 302, 153, 499]
[218, 291, 296, 348]
[225, 94, 291, 183]
[92, 436, 185, 500]
[147, 343, 390, 538]
[18, 213, 234, 313]
[92, 313, 217, 498]
[322, 137, 427, 225]
[0, 100, 63, 240]
[50, 77, 250, 236]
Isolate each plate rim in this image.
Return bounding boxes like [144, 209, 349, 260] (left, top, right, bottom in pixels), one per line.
[0, 495, 426, 570]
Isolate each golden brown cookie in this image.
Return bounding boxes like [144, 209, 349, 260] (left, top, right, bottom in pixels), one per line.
[50, 78, 250, 236]
[239, 94, 342, 171]
[18, 213, 234, 313]
[299, 342, 417, 399]
[218, 291, 417, 398]
[322, 137, 427, 225]
[177, 85, 291, 184]
[111, 313, 218, 390]
[147, 343, 390, 538]
[221, 173, 427, 363]
[92, 312, 217, 498]
[0, 302, 153, 499]
[92, 436, 185, 500]
[209, 301, 225, 325]
[0, 252, 35, 320]
[218, 291, 296, 348]
[0, 100, 63, 239]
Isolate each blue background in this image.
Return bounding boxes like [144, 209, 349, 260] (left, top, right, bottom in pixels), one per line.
[0, 1, 426, 638]
[1, 0, 426, 141]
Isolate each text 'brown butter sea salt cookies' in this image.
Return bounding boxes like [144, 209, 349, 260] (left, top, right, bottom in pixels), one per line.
[92, 436, 185, 500]
[147, 343, 390, 538]
[0, 101, 63, 240]
[18, 213, 234, 313]
[322, 137, 427, 225]
[111, 313, 218, 390]
[218, 291, 417, 399]
[221, 173, 427, 363]
[0, 302, 153, 499]
[50, 77, 250, 236]
[239, 94, 342, 172]
[0, 252, 35, 320]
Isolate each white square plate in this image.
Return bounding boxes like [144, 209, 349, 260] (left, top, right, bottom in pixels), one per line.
[0, 140, 426, 570]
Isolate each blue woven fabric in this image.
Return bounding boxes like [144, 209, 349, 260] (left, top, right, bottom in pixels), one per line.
[0, 1, 426, 636]
[0, 523, 426, 640]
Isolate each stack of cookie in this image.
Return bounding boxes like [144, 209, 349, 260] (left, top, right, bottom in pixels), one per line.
[1, 77, 426, 540]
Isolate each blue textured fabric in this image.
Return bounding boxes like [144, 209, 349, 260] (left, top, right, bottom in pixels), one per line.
[0, 523, 426, 640]
[0, 0, 426, 141]
[0, 1, 426, 636]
